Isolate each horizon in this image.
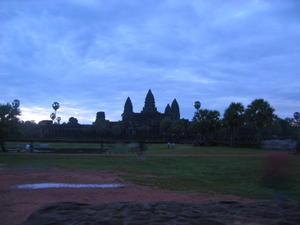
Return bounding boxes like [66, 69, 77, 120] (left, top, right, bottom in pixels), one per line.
[1, 0, 299, 124]
[4, 90, 297, 124]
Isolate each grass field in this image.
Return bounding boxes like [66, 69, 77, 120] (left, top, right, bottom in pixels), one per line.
[5, 142, 264, 154]
[146, 144, 264, 154]
[1, 144, 299, 199]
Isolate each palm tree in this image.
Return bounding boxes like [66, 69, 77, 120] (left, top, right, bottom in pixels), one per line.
[194, 101, 201, 112]
[223, 102, 245, 146]
[51, 102, 60, 124]
[193, 101, 201, 124]
[50, 113, 56, 123]
[52, 102, 60, 111]
[245, 99, 275, 141]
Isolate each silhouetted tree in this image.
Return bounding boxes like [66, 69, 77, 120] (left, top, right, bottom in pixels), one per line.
[291, 112, 300, 152]
[223, 102, 245, 146]
[51, 102, 60, 124]
[171, 99, 180, 120]
[50, 112, 56, 123]
[0, 100, 21, 152]
[245, 99, 275, 140]
[52, 102, 60, 111]
[193, 101, 201, 121]
[68, 117, 79, 126]
[24, 120, 36, 125]
[12, 99, 20, 109]
[194, 101, 201, 111]
[294, 112, 300, 127]
[19, 120, 38, 138]
[193, 108, 221, 144]
[271, 117, 297, 139]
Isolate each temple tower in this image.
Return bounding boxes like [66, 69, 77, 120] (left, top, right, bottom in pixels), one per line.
[142, 89, 157, 113]
[122, 97, 133, 120]
[164, 104, 172, 118]
[171, 99, 180, 120]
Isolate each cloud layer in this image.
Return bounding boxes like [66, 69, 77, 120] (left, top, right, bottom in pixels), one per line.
[0, 0, 299, 123]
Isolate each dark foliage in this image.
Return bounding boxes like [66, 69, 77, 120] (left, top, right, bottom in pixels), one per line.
[2, 92, 298, 147]
[223, 102, 245, 146]
[0, 100, 21, 151]
[68, 117, 79, 126]
[192, 109, 221, 144]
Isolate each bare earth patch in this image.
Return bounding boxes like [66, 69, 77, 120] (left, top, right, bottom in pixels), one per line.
[21, 201, 300, 225]
[0, 168, 248, 225]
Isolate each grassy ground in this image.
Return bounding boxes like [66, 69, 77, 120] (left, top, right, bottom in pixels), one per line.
[5, 142, 114, 150]
[1, 144, 299, 199]
[146, 144, 264, 154]
[5, 142, 264, 154]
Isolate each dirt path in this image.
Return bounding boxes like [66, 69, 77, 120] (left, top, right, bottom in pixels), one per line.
[0, 168, 249, 225]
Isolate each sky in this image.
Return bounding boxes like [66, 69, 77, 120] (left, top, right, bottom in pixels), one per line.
[0, 0, 299, 124]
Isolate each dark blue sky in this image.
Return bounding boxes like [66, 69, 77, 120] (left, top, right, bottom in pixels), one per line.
[1, 0, 299, 124]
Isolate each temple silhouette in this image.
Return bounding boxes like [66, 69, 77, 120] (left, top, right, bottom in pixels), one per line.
[122, 89, 180, 122]
[94, 89, 180, 125]
[35, 89, 182, 140]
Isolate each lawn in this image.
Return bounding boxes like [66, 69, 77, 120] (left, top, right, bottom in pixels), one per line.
[5, 142, 264, 154]
[1, 144, 299, 200]
[146, 144, 264, 154]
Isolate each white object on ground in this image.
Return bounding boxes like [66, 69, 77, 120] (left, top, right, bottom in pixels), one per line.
[15, 183, 125, 190]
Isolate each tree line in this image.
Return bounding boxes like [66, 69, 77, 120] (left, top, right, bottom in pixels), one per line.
[0, 98, 299, 152]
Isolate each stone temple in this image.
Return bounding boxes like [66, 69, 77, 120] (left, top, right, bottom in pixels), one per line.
[122, 89, 180, 123]
[92, 89, 181, 138]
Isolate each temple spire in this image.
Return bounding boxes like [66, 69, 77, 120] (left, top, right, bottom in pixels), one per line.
[122, 97, 133, 120]
[164, 104, 172, 117]
[171, 99, 180, 120]
[142, 89, 157, 113]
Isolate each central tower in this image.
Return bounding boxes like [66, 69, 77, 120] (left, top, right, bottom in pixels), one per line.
[122, 97, 133, 120]
[142, 89, 157, 113]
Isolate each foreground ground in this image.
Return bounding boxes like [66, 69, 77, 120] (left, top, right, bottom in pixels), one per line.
[0, 145, 299, 225]
[1, 169, 249, 225]
[21, 201, 300, 225]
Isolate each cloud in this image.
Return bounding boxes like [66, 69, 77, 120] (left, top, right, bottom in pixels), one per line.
[0, 0, 299, 123]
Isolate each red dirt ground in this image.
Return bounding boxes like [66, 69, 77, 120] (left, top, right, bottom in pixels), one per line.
[0, 168, 249, 225]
